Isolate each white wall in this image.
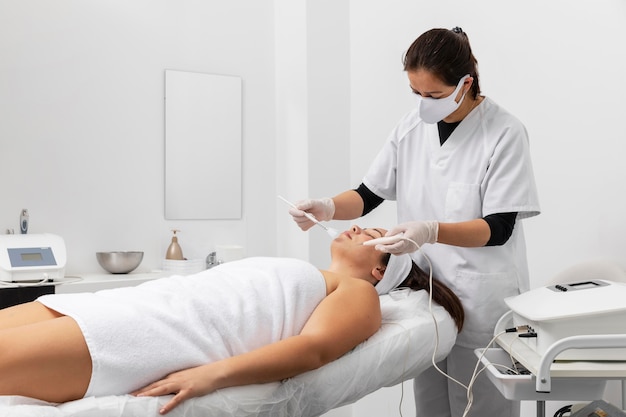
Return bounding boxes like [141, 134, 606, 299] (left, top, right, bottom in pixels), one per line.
[274, 0, 351, 268]
[0, 0, 276, 274]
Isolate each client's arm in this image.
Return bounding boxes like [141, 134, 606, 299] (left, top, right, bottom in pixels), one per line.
[133, 279, 381, 414]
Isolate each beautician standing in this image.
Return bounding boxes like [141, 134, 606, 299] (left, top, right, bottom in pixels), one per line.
[289, 27, 540, 417]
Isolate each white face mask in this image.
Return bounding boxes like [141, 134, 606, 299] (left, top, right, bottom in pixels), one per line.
[415, 74, 470, 124]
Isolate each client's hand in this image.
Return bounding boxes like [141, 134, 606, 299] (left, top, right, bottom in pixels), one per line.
[133, 364, 217, 415]
[376, 221, 439, 255]
[288, 197, 335, 231]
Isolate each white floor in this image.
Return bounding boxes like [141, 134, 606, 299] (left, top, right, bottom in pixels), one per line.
[321, 379, 625, 417]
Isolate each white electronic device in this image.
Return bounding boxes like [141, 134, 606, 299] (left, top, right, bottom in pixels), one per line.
[504, 279, 626, 360]
[0, 233, 66, 283]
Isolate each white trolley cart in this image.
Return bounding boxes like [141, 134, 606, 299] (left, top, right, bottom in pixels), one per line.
[477, 276, 626, 417]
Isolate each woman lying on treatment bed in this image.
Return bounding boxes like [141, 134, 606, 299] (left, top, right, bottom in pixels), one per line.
[0, 225, 464, 415]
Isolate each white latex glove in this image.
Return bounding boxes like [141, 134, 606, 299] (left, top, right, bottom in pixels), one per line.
[375, 220, 439, 255]
[287, 198, 335, 231]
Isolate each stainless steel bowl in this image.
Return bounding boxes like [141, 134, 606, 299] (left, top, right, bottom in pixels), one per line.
[96, 251, 144, 274]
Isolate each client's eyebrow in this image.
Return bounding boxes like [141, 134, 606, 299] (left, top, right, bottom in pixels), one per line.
[371, 228, 384, 238]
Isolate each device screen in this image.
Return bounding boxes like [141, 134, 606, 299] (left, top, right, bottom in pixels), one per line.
[21, 252, 43, 262]
[7, 247, 57, 267]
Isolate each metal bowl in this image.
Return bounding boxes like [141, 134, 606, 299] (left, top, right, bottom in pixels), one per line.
[96, 251, 144, 274]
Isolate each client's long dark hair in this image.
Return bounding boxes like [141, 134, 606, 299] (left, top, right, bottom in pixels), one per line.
[383, 253, 465, 331]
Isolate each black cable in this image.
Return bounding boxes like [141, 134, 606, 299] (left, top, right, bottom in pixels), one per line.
[553, 404, 572, 417]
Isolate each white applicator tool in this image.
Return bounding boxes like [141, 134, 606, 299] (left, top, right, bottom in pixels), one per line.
[361, 234, 406, 246]
[278, 195, 339, 238]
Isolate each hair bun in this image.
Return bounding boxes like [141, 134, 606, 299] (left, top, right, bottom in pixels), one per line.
[451, 26, 464, 34]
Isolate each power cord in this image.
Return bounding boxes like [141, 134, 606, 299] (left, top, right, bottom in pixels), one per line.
[553, 404, 572, 417]
[390, 236, 537, 417]
[0, 276, 82, 288]
[391, 237, 472, 413]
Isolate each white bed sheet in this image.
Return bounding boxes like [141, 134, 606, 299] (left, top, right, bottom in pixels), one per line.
[0, 289, 457, 417]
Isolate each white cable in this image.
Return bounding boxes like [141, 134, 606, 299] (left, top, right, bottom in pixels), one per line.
[0, 276, 83, 288]
[381, 320, 412, 417]
[462, 330, 507, 416]
[392, 236, 510, 417]
[397, 237, 468, 388]
[0, 278, 49, 287]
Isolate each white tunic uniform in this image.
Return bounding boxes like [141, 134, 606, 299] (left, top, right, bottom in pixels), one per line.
[364, 97, 539, 347]
[38, 257, 326, 397]
[363, 98, 539, 417]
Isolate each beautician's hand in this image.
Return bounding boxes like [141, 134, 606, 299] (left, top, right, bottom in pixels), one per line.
[133, 364, 217, 414]
[375, 221, 439, 255]
[288, 198, 335, 231]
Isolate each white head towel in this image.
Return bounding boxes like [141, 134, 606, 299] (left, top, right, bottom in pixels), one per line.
[375, 254, 413, 295]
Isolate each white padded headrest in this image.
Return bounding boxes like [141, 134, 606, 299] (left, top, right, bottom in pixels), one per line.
[376, 254, 412, 295]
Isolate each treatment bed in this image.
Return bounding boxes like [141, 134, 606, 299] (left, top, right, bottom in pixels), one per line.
[0, 289, 457, 417]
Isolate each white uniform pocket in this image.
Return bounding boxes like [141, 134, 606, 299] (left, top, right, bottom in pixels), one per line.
[444, 182, 481, 221]
[452, 269, 520, 347]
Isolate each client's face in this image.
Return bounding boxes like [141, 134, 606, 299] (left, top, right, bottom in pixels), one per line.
[328, 225, 389, 280]
[336, 225, 386, 245]
[330, 225, 387, 262]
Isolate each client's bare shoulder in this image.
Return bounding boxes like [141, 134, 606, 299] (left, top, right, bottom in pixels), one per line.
[320, 270, 381, 320]
[294, 271, 381, 364]
[320, 270, 377, 296]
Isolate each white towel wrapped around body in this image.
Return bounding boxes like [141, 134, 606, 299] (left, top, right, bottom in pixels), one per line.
[37, 257, 326, 397]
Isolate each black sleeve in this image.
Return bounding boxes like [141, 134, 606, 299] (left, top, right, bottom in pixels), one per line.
[354, 183, 385, 216]
[356, 183, 516, 245]
[483, 212, 517, 246]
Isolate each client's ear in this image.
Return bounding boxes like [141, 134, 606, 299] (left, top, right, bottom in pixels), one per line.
[372, 266, 386, 283]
